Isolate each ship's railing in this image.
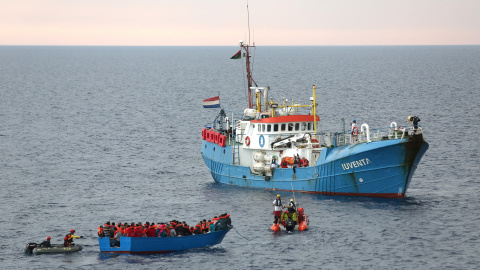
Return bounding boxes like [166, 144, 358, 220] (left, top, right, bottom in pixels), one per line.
[324, 125, 424, 147]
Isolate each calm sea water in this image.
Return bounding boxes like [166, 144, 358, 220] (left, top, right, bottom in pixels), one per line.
[1, 46, 479, 269]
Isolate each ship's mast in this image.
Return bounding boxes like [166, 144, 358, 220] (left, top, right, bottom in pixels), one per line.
[241, 42, 256, 108]
[242, 1, 257, 109]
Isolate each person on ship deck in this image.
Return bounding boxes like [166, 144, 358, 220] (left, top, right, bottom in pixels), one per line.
[280, 158, 288, 168]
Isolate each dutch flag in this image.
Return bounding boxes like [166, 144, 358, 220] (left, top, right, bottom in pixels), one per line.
[202, 96, 220, 108]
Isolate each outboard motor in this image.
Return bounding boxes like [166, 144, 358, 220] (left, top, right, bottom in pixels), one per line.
[25, 243, 37, 254]
[285, 218, 295, 232]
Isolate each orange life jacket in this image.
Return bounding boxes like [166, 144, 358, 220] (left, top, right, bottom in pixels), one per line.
[303, 158, 309, 167]
[134, 226, 144, 237]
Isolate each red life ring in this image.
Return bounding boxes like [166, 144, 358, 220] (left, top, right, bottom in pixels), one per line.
[245, 136, 251, 146]
[352, 126, 359, 135]
[311, 138, 319, 148]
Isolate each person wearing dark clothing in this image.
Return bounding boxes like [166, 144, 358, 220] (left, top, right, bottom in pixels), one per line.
[286, 199, 297, 213]
[412, 116, 420, 134]
[39, 236, 52, 247]
[225, 213, 232, 226]
[292, 156, 300, 173]
[216, 214, 229, 230]
[175, 224, 184, 236]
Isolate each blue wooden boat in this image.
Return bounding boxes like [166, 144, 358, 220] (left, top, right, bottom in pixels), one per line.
[98, 229, 230, 254]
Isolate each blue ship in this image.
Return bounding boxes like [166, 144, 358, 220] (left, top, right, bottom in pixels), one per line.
[201, 42, 428, 198]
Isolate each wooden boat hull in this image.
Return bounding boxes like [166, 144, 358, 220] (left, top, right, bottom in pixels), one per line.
[98, 228, 230, 254]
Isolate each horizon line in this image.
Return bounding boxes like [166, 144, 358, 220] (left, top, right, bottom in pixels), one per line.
[1, 44, 479, 47]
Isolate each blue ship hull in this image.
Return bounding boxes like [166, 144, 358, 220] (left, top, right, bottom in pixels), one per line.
[98, 229, 230, 254]
[201, 135, 428, 198]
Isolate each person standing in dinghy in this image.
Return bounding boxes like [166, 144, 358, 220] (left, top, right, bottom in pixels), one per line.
[272, 194, 283, 225]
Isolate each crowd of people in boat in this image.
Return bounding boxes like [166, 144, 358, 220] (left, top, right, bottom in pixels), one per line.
[98, 213, 231, 246]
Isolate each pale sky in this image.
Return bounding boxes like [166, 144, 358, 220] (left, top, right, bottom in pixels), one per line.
[1, 0, 479, 46]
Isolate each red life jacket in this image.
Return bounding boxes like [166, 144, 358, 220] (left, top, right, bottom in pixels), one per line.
[134, 226, 144, 237]
[125, 226, 135, 237]
[281, 160, 288, 168]
[303, 158, 309, 167]
[64, 233, 72, 246]
[146, 226, 156, 237]
[194, 224, 202, 234]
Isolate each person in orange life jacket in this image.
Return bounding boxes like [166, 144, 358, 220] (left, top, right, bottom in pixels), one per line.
[281, 158, 288, 168]
[146, 224, 157, 237]
[272, 194, 283, 224]
[64, 229, 83, 247]
[194, 222, 203, 234]
[98, 225, 105, 237]
[202, 219, 209, 233]
[302, 157, 309, 167]
[125, 223, 135, 237]
[134, 223, 145, 237]
[208, 220, 215, 232]
[110, 225, 125, 247]
[39, 236, 52, 247]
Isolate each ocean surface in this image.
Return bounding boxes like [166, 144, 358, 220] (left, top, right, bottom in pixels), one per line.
[1, 45, 479, 269]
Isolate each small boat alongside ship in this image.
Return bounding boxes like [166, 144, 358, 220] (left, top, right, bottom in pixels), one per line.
[271, 207, 309, 232]
[98, 229, 231, 254]
[24, 243, 82, 255]
[201, 41, 429, 198]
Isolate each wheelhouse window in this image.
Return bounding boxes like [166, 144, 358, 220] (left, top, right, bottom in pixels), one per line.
[307, 123, 312, 130]
[274, 124, 279, 132]
[301, 122, 307, 131]
[262, 124, 265, 132]
[281, 124, 286, 131]
[295, 123, 300, 131]
[288, 123, 294, 131]
[267, 124, 272, 132]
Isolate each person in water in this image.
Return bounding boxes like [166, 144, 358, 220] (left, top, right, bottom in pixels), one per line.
[64, 229, 83, 247]
[39, 236, 52, 247]
[272, 194, 283, 225]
